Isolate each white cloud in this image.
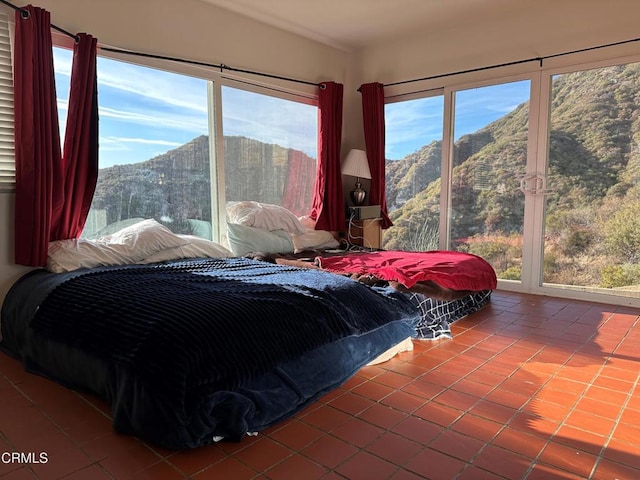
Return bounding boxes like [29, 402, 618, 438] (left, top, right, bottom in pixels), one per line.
[222, 86, 317, 156]
[98, 105, 207, 132]
[97, 56, 208, 115]
[101, 136, 183, 147]
[385, 97, 444, 159]
[54, 47, 208, 129]
[53, 47, 318, 163]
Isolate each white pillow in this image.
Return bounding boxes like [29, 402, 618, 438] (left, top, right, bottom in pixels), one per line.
[292, 230, 340, 253]
[81, 217, 146, 239]
[48, 238, 131, 273]
[103, 219, 188, 259]
[298, 215, 317, 230]
[226, 222, 294, 256]
[47, 219, 188, 273]
[188, 219, 213, 239]
[226, 201, 305, 235]
[142, 235, 232, 263]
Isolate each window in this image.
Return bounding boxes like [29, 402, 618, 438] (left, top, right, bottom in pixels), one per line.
[449, 80, 531, 281]
[54, 50, 213, 239]
[0, 12, 14, 192]
[383, 52, 640, 306]
[384, 80, 531, 280]
[384, 94, 444, 251]
[51, 48, 318, 241]
[543, 62, 640, 296]
[221, 84, 318, 217]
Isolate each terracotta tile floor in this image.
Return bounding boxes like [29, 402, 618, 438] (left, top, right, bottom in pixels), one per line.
[1, 291, 639, 479]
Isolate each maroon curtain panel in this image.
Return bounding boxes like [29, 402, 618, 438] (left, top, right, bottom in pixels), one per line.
[13, 6, 62, 266]
[360, 82, 392, 228]
[310, 81, 345, 231]
[282, 149, 309, 217]
[50, 33, 99, 240]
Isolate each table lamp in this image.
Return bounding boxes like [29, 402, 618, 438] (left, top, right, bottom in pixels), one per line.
[341, 149, 372, 206]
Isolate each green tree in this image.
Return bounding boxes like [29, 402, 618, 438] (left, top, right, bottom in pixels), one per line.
[603, 200, 640, 262]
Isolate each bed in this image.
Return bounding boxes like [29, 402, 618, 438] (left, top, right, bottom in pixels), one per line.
[0, 212, 497, 450]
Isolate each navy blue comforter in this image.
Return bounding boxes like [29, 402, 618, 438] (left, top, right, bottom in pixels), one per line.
[1, 257, 419, 448]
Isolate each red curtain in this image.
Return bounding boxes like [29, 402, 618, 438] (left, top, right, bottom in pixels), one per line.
[14, 7, 98, 266]
[282, 149, 314, 217]
[50, 33, 99, 240]
[360, 82, 392, 228]
[310, 81, 345, 231]
[14, 6, 61, 266]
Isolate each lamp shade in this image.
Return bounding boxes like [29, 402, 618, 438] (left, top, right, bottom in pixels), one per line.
[341, 149, 371, 179]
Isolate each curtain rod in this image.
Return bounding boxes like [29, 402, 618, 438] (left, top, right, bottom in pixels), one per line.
[384, 36, 640, 88]
[0, 0, 324, 89]
[99, 46, 323, 88]
[0, 0, 78, 41]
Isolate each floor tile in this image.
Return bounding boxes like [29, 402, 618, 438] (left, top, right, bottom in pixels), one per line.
[472, 445, 533, 479]
[232, 438, 292, 473]
[301, 435, 358, 469]
[266, 420, 324, 451]
[403, 448, 466, 479]
[335, 451, 398, 480]
[429, 429, 485, 462]
[537, 442, 598, 479]
[364, 432, 423, 465]
[264, 454, 327, 480]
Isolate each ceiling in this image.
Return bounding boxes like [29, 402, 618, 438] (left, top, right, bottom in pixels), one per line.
[197, 0, 514, 51]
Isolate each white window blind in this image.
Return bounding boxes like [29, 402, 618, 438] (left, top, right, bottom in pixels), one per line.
[0, 12, 14, 192]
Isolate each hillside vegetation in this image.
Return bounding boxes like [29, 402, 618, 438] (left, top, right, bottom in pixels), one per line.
[90, 135, 316, 236]
[384, 64, 640, 289]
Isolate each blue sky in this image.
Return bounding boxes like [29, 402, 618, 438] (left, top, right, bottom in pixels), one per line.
[54, 48, 530, 167]
[54, 49, 208, 168]
[54, 49, 317, 168]
[385, 81, 530, 160]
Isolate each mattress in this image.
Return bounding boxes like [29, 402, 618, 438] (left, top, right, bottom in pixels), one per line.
[0, 257, 419, 449]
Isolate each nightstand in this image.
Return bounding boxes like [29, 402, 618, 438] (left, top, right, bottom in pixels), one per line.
[348, 217, 382, 249]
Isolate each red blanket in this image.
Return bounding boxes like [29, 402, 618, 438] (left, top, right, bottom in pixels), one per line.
[317, 250, 497, 291]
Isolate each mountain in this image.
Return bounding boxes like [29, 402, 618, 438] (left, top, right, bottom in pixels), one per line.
[383, 64, 640, 261]
[89, 135, 317, 236]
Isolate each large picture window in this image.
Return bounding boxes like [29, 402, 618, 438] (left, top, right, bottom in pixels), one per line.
[384, 56, 640, 306]
[52, 49, 318, 241]
[543, 62, 640, 297]
[449, 80, 531, 282]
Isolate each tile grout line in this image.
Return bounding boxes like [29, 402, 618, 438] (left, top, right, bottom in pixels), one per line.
[454, 302, 612, 478]
[586, 312, 640, 479]
[524, 307, 637, 479]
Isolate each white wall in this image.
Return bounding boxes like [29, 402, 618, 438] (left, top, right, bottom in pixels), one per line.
[347, 0, 640, 143]
[21, 0, 351, 86]
[356, 0, 640, 85]
[0, 194, 33, 304]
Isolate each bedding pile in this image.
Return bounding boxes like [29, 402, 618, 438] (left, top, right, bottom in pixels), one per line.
[317, 250, 498, 291]
[261, 248, 497, 342]
[30, 258, 414, 394]
[407, 290, 492, 340]
[1, 257, 419, 449]
[2, 214, 498, 449]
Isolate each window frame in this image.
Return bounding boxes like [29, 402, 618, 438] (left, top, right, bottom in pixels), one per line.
[383, 45, 640, 307]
